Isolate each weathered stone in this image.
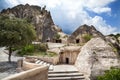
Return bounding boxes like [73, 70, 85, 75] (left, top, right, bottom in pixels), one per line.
[0, 4, 62, 42]
[75, 37, 120, 79]
[68, 24, 104, 43]
[3, 66, 48, 80]
[106, 35, 120, 54]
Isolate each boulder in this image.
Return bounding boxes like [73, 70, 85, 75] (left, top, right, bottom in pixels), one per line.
[75, 37, 120, 79]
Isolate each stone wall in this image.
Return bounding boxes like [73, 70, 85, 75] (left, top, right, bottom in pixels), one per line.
[22, 60, 42, 71]
[3, 65, 48, 80]
[26, 56, 59, 65]
[60, 51, 79, 64]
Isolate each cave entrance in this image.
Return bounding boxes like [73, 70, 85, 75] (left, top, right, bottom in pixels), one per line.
[56, 39, 62, 43]
[66, 58, 69, 64]
[76, 39, 80, 43]
[46, 39, 50, 42]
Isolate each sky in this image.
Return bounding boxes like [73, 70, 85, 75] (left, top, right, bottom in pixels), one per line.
[0, 0, 120, 35]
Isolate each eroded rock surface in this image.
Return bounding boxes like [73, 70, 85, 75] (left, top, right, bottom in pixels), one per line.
[75, 37, 120, 79]
[68, 24, 104, 43]
[0, 4, 62, 42]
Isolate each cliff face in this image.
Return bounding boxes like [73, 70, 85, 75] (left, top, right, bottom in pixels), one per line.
[68, 24, 104, 43]
[0, 4, 62, 42]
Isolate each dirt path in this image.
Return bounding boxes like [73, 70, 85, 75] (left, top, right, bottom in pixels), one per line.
[0, 47, 23, 79]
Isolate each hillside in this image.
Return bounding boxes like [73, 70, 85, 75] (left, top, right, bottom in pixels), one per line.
[0, 4, 62, 42]
[68, 24, 104, 43]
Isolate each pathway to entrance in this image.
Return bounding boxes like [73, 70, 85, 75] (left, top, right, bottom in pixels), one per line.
[0, 47, 23, 80]
[53, 65, 78, 72]
[48, 65, 86, 80]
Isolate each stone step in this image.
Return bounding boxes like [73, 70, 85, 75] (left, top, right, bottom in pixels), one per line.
[43, 62, 47, 65]
[49, 65, 54, 71]
[39, 61, 44, 64]
[47, 63, 50, 66]
[48, 73, 84, 77]
[34, 59, 54, 71]
[35, 60, 41, 64]
[49, 71, 79, 74]
[48, 76, 85, 80]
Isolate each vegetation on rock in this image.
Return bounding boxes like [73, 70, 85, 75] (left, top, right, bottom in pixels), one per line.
[109, 33, 120, 39]
[0, 4, 62, 42]
[54, 33, 61, 39]
[82, 34, 93, 42]
[97, 67, 120, 80]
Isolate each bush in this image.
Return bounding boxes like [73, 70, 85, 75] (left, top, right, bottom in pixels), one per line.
[83, 34, 92, 42]
[54, 33, 60, 39]
[34, 43, 48, 52]
[17, 43, 48, 56]
[23, 45, 34, 53]
[18, 44, 34, 56]
[97, 68, 120, 80]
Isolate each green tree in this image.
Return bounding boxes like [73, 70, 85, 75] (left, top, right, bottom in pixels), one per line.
[0, 15, 36, 63]
[97, 68, 120, 80]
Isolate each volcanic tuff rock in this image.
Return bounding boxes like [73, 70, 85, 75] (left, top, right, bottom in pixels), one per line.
[0, 4, 62, 42]
[106, 36, 120, 53]
[75, 37, 120, 80]
[68, 24, 104, 43]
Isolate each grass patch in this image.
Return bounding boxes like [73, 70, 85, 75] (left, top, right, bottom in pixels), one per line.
[47, 52, 58, 57]
[33, 51, 47, 57]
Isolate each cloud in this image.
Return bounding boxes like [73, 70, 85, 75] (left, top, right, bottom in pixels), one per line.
[91, 7, 111, 14]
[2, 0, 118, 35]
[85, 0, 115, 13]
[84, 16, 117, 35]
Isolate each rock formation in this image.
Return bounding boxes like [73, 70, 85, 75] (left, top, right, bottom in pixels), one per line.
[0, 4, 62, 42]
[106, 35, 120, 54]
[75, 37, 120, 79]
[68, 24, 104, 43]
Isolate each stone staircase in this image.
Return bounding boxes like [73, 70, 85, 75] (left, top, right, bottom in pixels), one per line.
[35, 60, 86, 80]
[35, 59, 54, 70]
[48, 71, 85, 80]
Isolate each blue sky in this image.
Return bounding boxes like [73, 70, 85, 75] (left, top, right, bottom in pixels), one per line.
[0, 0, 120, 35]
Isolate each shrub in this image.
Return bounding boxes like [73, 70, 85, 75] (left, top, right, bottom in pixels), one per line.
[17, 44, 34, 56]
[23, 45, 34, 53]
[54, 33, 60, 39]
[83, 34, 92, 42]
[97, 67, 120, 80]
[34, 43, 48, 52]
